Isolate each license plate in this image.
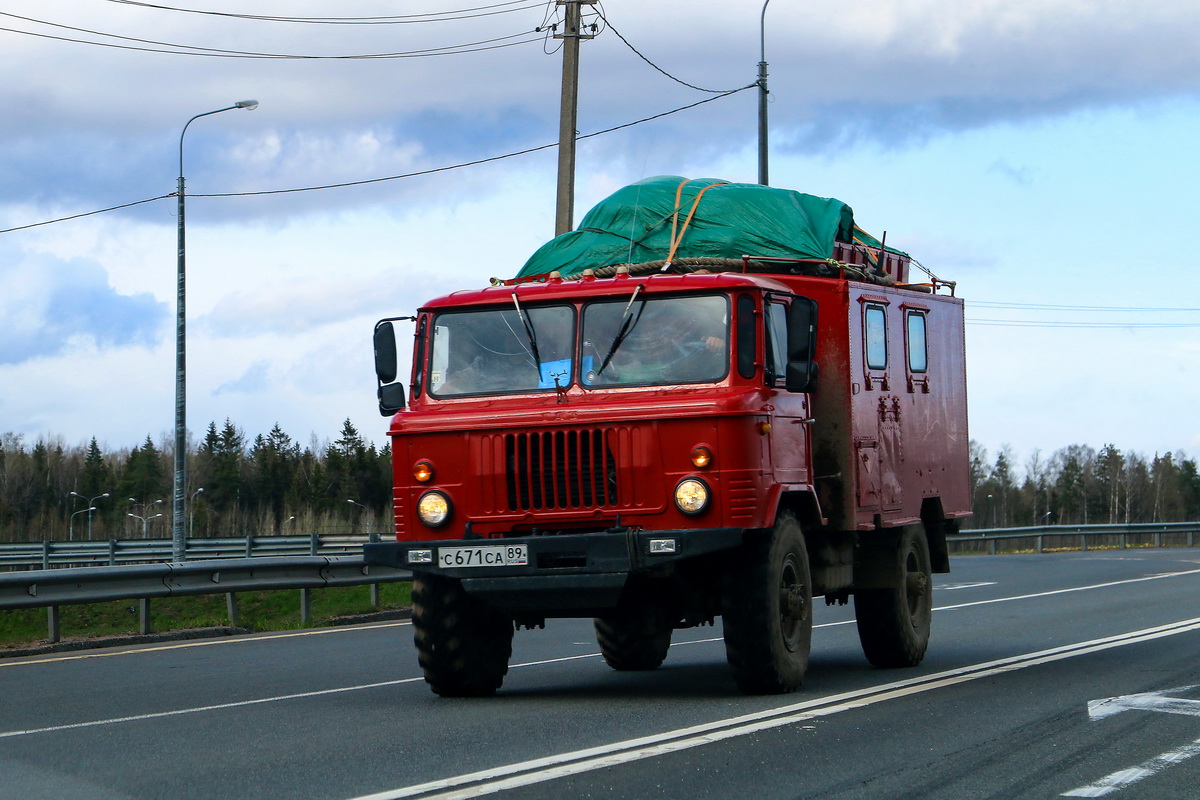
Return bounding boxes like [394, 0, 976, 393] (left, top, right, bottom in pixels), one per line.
[438, 544, 528, 569]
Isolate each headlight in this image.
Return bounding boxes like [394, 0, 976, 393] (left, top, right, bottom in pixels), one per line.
[674, 478, 710, 516]
[416, 491, 452, 528]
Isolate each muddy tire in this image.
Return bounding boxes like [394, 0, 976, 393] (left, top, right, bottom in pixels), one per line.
[854, 526, 933, 668]
[594, 596, 672, 671]
[412, 573, 513, 697]
[721, 512, 813, 694]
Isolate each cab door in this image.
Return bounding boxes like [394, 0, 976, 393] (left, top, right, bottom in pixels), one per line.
[765, 297, 812, 485]
[860, 300, 903, 513]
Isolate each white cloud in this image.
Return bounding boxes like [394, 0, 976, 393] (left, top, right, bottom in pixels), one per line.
[0, 242, 167, 364]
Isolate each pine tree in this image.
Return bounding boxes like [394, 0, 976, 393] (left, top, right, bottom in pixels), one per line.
[250, 423, 299, 529]
[118, 437, 168, 537]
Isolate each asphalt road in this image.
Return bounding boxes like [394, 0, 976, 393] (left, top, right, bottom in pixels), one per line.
[3, 549, 1200, 800]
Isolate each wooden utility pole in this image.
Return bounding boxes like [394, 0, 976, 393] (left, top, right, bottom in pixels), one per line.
[554, 0, 596, 237]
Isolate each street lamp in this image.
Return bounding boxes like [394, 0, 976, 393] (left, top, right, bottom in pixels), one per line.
[189, 487, 205, 539]
[174, 99, 258, 563]
[757, 0, 772, 186]
[70, 507, 97, 541]
[129, 497, 163, 533]
[347, 499, 370, 534]
[128, 512, 165, 539]
[70, 491, 109, 540]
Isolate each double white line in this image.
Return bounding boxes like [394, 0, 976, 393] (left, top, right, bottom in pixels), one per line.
[351, 616, 1200, 800]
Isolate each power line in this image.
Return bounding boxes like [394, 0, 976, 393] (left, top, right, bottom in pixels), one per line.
[0, 195, 174, 234]
[595, 8, 745, 94]
[969, 300, 1200, 313]
[966, 319, 1199, 328]
[0, 13, 544, 59]
[0, 87, 753, 233]
[196, 86, 754, 198]
[102, 0, 544, 24]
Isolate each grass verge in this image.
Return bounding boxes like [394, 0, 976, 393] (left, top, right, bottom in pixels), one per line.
[1, 582, 412, 653]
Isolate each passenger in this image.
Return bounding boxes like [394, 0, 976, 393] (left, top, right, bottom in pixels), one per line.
[605, 304, 726, 384]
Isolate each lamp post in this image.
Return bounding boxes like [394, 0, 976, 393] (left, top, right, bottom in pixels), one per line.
[174, 99, 258, 563]
[128, 512, 164, 539]
[70, 507, 97, 541]
[757, 0, 772, 186]
[189, 487, 205, 539]
[347, 499, 369, 534]
[70, 491, 109, 540]
[129, 497, 163, 537]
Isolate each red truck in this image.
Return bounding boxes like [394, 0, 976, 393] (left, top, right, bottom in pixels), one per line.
[364, 177, 970, 696]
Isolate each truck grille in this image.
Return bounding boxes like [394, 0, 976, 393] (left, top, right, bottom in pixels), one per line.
[504, 429, 619, 511]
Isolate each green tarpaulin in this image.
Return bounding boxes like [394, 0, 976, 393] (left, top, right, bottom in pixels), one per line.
[515, 176, 860, 279]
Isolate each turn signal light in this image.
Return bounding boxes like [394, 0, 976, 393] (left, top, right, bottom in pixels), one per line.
[690, 446, 713, 468]
[413, 461, 434, 483]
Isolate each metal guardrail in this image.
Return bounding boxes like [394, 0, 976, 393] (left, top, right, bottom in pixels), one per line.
[0, 555, 410, 646]
[0, 534, 376, 571]
[947, 522, 1200, 554]
[7, 523, 1198, 569]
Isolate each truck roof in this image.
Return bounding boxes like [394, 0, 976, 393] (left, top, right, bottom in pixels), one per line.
[420, 270, 800, 312]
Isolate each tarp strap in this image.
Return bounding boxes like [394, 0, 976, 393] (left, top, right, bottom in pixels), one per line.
[666, 180, 728, 265]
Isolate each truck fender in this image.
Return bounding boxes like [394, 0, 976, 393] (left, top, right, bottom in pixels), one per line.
[762, 485, 826, 532]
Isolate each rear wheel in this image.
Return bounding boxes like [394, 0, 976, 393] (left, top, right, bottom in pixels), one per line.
[412, 573, 513, 697]
[722, 512, 813, 694]
[854, 526, 933, 668]
[594, 587, 672, 671]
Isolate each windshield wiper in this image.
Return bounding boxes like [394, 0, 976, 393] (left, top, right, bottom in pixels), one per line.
[510, 292, 542, 373]
[595, 284, 645, 377]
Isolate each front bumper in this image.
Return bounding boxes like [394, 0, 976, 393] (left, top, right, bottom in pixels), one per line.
[363, 527, 742, 613]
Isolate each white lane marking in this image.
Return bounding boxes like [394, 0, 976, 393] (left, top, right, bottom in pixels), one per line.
[936, 567, 1200, 612]
[938, 581, 997, 590]
[0, 621, 411, 669]
[1062, 738, 1200, 797]
[346, 617, 1200, 800]
[1088, 686, 1200, 720]
[0, 677, 425, 739]
[0, 649, 610, 739]
[1062, 686, 1200, 796]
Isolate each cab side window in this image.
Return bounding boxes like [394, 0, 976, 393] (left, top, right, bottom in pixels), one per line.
[865, 305, 887, 370]
[736, 294, 757, 379]
[765, 302, 788, 384]
[906, 311, 928, 373]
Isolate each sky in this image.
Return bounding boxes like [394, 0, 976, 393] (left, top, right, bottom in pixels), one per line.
[1, 0, 1198, 469]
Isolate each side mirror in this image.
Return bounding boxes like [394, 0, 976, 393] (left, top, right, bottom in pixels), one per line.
[379, 382, 407, 415]
[785, 298, 819, 393]
[374, 317, 414, 415]
[785, 361, 818, 394]
[374, 322, 398, 384]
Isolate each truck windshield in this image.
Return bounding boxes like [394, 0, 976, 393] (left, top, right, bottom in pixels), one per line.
[429, 305, 575, 397]
[581, 294, 728, 387]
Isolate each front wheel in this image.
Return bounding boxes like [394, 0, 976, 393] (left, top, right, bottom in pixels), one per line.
[412, 573, 514, 697]
[722, 512, 813, 694]
[854, 525, 933, 668]
[594, 582, 673, 671]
